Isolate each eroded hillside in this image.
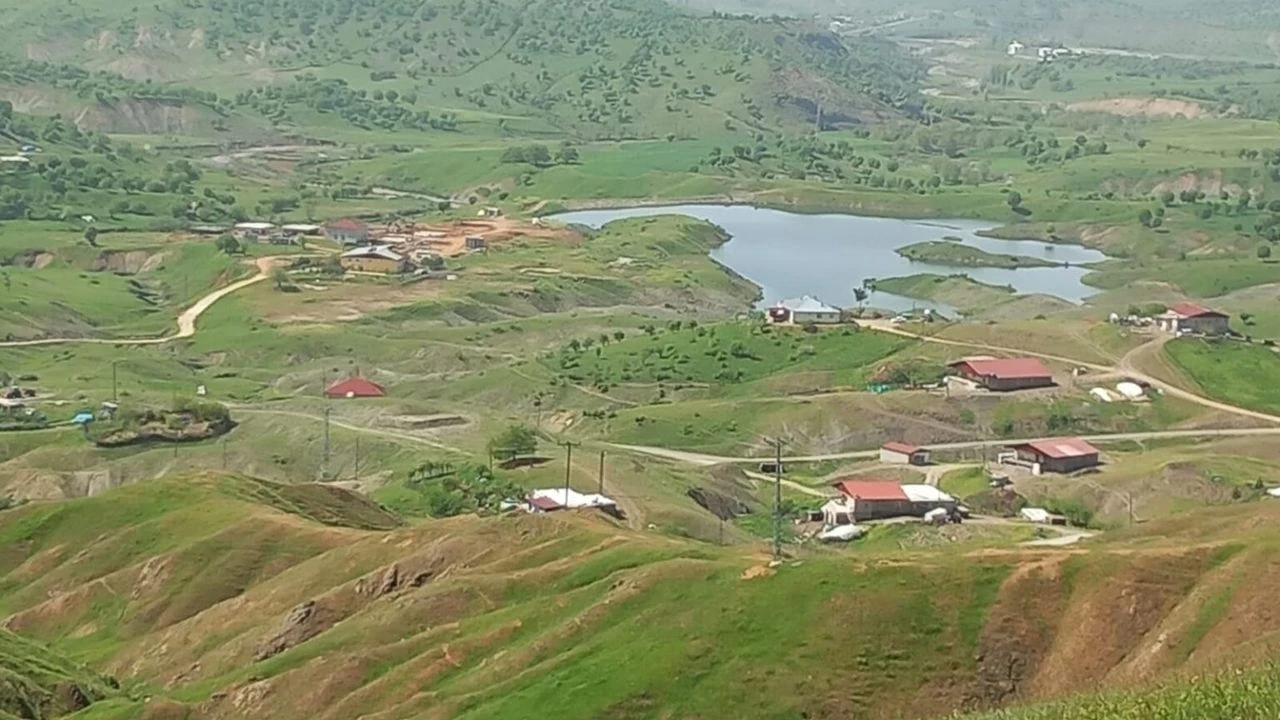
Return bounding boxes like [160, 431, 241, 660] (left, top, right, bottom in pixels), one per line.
[2, 474, 1279, 719]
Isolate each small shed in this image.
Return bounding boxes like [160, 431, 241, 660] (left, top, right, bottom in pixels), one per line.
[880, 441, 930, 466]
[233, 221, 276, 239]
[325, 377, 386, 399]
[465, 235, 487, 251]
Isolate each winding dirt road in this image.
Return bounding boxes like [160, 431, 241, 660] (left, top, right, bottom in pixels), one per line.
[0, 256, 280, 348]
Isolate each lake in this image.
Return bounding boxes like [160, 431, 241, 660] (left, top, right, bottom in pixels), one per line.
[553, 205, 1108, 314]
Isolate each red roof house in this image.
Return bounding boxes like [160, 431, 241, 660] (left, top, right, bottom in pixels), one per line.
[1009, 437, 1100, 473]
[1157, 303, 1230, 335]
[879, 442, 931, 465]
[829, 479, 912, 521]
[324, 217, 372, 245]
[325, 377, 386, 399]
[947, 357, 1053, 391]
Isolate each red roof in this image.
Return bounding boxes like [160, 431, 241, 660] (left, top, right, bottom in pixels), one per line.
[325, 377, 385, 398]
[882, 441, 924, 455]
[326, 218, 369, 232]
[949, 357, 1051, 380]
[1169, 302, 1226, 319]
[832, 480, 908, 501]
[1010, 437, 1099, 459]
[528, 496, 562, 511]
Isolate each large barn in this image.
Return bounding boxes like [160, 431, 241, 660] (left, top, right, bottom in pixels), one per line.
[325, 377, 386, 399]
[947, 357, 1053, 391]
[822, 480, 957, 524]
[1008, 438, 1100, 474]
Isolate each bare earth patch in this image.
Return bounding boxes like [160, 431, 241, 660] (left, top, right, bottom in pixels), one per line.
[1066, 97, 1204, 118]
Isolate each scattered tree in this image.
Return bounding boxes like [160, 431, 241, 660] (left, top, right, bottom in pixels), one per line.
[215, 234, 241, 254]
[487, 424, 538, 461]
[83, 227, 99, 247]
[1259, 244, 1272, 259]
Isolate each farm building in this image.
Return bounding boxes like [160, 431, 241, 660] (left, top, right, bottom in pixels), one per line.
[947, 357, 1053, 391]
[823, 480, 956, 524]
[880, 441, 931, 466]
[1156, 303, 1230, 336]
[325, 377, 386, 399]
[233, 221, 276, 239]
[280, 223, 322, 238]
[325, 218, 371, 245]
[340, 245, 408, 274]
[1008, 438, 1100, 474]
[465, 235, 487, 251]
[767, 295, 842, 325]
[524, 488, 620, 517]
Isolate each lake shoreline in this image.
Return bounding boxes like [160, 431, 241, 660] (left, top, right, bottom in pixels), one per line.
[552, 205, 1108, 314]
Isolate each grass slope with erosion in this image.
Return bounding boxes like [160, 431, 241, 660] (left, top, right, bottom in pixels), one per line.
[3, 473, 1280, 719]
[0, 628, 116, 720]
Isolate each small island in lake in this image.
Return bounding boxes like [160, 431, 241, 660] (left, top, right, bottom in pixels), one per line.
[896, 241, 1061, 269]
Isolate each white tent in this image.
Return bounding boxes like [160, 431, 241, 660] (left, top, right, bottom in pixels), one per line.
[819, 524, 865, 542]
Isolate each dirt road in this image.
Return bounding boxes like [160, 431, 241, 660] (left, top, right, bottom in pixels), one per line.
[613, 426, 1280, 467]
[0, 256, 279, 348]
[862, 320, 1280, 425]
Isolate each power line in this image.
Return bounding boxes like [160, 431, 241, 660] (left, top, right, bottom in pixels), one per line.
[763, 436, 786, 561]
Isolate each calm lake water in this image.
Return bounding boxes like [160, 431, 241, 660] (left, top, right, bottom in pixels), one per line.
[553, 205, 1107, 314]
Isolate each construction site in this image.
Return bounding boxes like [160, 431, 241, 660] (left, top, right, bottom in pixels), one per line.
[369, 216, 578, 263]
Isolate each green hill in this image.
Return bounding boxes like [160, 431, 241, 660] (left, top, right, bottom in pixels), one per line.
[0, 0, 924, 141]
[0, 473, 1278, 719]
[0, 629, 115, 720]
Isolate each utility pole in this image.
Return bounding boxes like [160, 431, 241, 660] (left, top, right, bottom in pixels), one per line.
[766, 437, 785, 561]
[111, 361, 118, 404]
[221, 437, 228, 470]
[322, 407, 331, 480]
[1127, 491, 1134, 527]
[354, 435, 361, 481]
[597, 450, 606, 494]
[560, 440, 580, 503]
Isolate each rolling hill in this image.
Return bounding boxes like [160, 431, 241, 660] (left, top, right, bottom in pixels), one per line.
[4, 472, 1280, 719]
[0, 0, 924, 141]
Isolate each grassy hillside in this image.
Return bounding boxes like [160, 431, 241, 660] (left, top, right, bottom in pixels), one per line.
[0, 629, 115, 719]
[0, 0, 924, 141]
[0, 474, 1279, 719]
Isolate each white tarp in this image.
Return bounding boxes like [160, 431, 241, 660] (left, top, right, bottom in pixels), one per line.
[819, 524, 865, 541]
[1020, 507, 1051, 523]
[1090, 388, 1115, 403]
[529, 488, 617, 509]
[1116, 382, 1145, 399]
[1267, 488, 1280, 498]
[923, 507, 950, 523]
[902, 484, 955, 503]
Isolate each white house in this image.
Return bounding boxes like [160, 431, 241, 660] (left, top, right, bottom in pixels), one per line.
[1007, 40, 1025, 56]
[525, 488, 619, 515]
[768, 295, 842, 325]
[233, 221, 276, 239]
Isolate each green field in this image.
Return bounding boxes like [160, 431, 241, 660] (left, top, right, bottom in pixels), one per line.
[1165, 338, 1280, 414]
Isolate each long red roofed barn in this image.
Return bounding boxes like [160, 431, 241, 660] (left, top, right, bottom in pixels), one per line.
[1156, 302, 1230, 335]
[1006, 437, 1100, 474]
[325, 377, 386, 399]
[947, 356, 1053, 391]
[823, 479, 956, 524]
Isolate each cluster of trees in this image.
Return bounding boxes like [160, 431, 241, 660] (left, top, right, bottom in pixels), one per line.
[234, 76, 454, 132]
[499, 143, 579, 167]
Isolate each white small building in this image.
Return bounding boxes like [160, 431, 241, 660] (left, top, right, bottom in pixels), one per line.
[1007, 40, 1025, 56]
[768, 295, 842, 325]
[233, 221, 276, 239]
[525, 488, 619, 516]
[1020, 507, 1067, 525]
[280, 223, 322, 237]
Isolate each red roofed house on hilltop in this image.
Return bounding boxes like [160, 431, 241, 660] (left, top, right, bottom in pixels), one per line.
[1008, 437, 1100, 474]
[879, 441, 931, 466]
[325, 377, 386, 399]
[1156, 302, 1230, 336]
[947, 357, 1053, 392]
[324, 218, 371, 246]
